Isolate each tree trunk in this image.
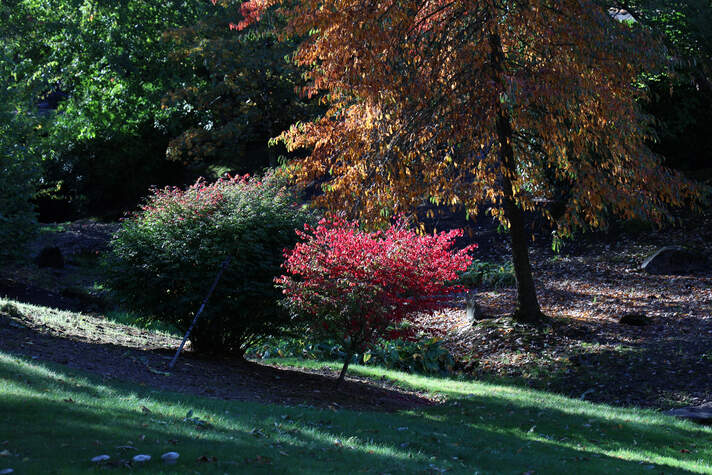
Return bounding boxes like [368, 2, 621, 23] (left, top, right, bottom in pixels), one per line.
[501, 191, 546, 323]
[336, 351, 353, 389]
[489, 31, 547, 324]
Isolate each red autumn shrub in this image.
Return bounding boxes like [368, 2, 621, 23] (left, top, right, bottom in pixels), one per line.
[276, 218, 475, 384]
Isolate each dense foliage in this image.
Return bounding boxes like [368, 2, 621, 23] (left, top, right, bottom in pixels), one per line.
[163, 2, 317, 170]
[619, 0, 712, 175]
[0, 0, 313, 220]
[105, 170, 312, 356]
[0, 126, 38, 258]
[0, 47, 39, 258]
[0, 0, 212, 219]
[277, 219, 473, 382]
[609, 1, 712, 85]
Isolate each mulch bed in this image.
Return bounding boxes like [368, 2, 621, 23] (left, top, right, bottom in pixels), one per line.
[418, 212, 712, 408]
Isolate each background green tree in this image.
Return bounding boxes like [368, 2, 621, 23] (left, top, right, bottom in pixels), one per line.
[163, 3, 318, 173]
[0, 0, 313, 221]
[1, 0, 212, 220]
[0, 37, 40, 258]
[609, 0, 712, 177]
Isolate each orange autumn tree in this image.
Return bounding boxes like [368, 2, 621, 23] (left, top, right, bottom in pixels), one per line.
[239, 0, 699, 323]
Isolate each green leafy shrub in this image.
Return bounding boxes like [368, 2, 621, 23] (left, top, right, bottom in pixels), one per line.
[362, 338, 455, 375]
[248, 337, 455, 376]
[457, 259, 516, 289]
[104, 170, 312, 357]
[0, 142, 38, 258]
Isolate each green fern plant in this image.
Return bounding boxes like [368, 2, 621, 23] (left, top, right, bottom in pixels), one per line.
[456, 259, 516, 289]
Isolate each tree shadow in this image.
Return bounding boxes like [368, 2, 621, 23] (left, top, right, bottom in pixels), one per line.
[0, 319, 432, 412]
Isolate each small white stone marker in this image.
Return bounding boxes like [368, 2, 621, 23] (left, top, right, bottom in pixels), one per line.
[132, 454, 151, 463]
[161, 452, 180, 464]
[90, 455, 110, 463]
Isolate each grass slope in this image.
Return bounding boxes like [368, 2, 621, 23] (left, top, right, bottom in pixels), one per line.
[1, 352, 711, 474]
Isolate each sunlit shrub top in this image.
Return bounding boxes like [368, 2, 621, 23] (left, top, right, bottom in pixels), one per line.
[106, 170, 312, 356]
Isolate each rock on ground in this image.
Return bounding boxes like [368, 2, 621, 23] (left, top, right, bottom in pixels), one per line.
[666, 403, 712, 425]
[641, 246, 709, 275]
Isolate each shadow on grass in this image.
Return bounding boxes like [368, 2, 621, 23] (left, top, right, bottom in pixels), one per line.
[0, 320, 433, 412]
[2, 354, 710, 474]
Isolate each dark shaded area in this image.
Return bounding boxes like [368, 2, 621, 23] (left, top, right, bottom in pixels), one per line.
[0, 319, 433, 412]
[646, 79, 712, 176]
[35, 89, 68, 115]
[35, 246, 64, 269]
[641, 246, 710, 275]
[0, 278, 84, 313]
[619, 312, 651, 326]
[417, 203, 512, 256]
[35, 127, 192, 222]
[0, 221, 119, 313]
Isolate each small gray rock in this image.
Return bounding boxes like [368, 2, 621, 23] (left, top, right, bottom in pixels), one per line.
[132, 454, 151, 463]
[90, 455, 110, 463]
[161, 452, 180, 464]
[0, 468, 14, 474]
[665, 403, 712, 425]
[641, 246, 708, 275]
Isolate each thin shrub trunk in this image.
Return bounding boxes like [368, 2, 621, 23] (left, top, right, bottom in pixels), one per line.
[336, 351, 354, 389]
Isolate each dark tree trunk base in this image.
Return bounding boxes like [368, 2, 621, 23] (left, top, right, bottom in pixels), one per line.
[511, 307, 549, 325]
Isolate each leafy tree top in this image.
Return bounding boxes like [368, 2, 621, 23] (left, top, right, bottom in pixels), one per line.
[608, 0, 712, 89]
[161, 1, 317, 167]
[1, 0, 211, 140]
[238, 0, 699, 236]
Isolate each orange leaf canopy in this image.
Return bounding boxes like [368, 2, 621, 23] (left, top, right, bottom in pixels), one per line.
[242, 0, 698, 234]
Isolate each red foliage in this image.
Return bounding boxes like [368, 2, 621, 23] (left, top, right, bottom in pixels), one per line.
[277, 218, 475, 354]
[236, 0, 269, 31]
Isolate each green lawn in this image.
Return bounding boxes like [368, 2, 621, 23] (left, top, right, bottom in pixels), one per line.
[1, 352, 711, 474]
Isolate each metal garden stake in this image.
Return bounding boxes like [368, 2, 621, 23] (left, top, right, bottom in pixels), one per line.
[168, 257, 231, 369]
